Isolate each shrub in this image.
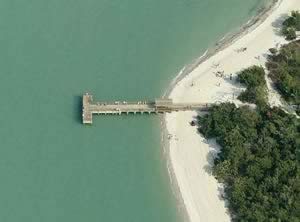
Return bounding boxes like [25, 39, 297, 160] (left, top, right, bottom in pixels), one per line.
[269, 48, 278, 55]
[267, 40, 300, 108]
[237, 66, 267, 106]
[282, 11, 300, 40]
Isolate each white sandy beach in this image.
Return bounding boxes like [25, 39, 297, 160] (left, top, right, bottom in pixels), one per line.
[165, 0, 300, 221]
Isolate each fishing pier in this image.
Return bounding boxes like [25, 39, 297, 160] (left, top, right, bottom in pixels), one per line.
[82, 93, 210, 124]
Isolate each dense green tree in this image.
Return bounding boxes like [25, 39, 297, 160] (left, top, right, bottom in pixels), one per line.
[195, 11, 300, 222]
[198, 104, 300, 222]
[282, 11, 300, 40]
[237, 66, 268, 106]
[283, 26, 297, 40]
[266, 40, 300, 114]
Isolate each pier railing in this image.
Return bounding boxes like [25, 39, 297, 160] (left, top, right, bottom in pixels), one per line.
[82, 93, 210, 124]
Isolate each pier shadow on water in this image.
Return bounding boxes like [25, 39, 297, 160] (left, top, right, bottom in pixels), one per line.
[73, 95, 83, 124]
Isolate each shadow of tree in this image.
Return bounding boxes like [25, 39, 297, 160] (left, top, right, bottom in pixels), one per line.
[202, 139, 221, 175]
[271, 13, 289, 37]
[191, 112, 231, 206]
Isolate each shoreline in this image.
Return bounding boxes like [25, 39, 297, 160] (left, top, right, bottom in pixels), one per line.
[161, 0, 300, 221]
[163, 0, 279, 99]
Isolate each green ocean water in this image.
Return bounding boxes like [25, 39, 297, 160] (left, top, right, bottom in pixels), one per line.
[0, 0, 266, 221]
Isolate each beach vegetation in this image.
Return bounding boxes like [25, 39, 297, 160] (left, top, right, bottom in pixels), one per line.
[282, 11, 300, 40]
[199, 42, 300, 220]
[237, 66, 268, 107]
[269, 47, 278, 55]
[198, 103, 300, 222]
[195, 11, 300, 222]
[266, 40, 300, 114]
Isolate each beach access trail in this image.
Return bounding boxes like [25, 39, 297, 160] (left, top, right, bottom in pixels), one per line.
[165, 0, 300, 221]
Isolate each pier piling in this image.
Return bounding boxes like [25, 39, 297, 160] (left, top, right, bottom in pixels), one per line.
[82, 93, 210, 124]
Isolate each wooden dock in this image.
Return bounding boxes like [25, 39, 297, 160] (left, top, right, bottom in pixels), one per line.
[82, 93, 210, 124]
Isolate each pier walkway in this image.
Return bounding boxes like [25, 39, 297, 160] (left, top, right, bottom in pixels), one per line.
[82, 93, 211, 124]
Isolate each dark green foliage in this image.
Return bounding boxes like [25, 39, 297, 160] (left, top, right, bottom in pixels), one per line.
[195, 12, 300, 221]
[283, 27, 297, 40]
[282, 11, 300, 40]
[237, 66, 268, 107]
[267, 40, 300, 112]
[269, 48, 278, 55]
[198, 103, 300, 222]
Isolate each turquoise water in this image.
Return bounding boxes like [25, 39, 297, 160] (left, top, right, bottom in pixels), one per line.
[0, 0, 265, 221]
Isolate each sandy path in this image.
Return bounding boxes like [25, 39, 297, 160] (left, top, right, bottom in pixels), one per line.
[165, 0, 300, 221]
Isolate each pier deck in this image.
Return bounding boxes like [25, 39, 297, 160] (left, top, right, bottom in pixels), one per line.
[82, 93, 210, 124]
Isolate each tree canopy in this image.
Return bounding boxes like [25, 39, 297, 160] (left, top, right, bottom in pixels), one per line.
[266, 40, 300, 113]
[198, 104, 300, 222]
[237, 66, 268, 107]
[195, 11, 300, 222]
[282, 11, 300, 40]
